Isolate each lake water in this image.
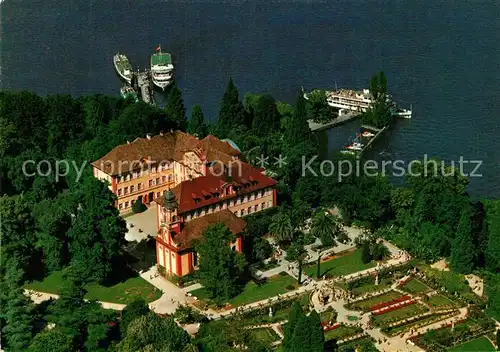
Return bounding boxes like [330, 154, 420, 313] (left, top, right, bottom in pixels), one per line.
[2, 0, 499, 197]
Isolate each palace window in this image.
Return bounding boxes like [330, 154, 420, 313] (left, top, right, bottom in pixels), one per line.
[248, 206, 252, 214]
[130, 185, 135, 192]
[162, 176, 167, 183]
[118, 189, 122, 196]
[119, 203, 123, 210]
[261, 202, 265, 210]
[138, 183, 142, 191]
[149, 180, 153, 187]
[124, 187, 129, 195]
[156, 178, 160, 185]
[254, 204, 258, 212]
[125, 201, 129, 208]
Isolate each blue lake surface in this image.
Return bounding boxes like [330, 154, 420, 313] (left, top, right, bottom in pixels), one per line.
[1, 0, 499, 197]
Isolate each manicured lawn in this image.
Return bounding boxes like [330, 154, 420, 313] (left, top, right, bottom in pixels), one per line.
[427, 294, 456, 308]
[249, 327, 280, 344]
[238, 294, 310, 326]
[371, 303, 429, 326]
[401, 278, 431, 294]
[25, 270, 161, 304]
[351, 278, 393, 295]
[191, 273, 298, 307]
[304, 249, 376, 278]
[448, 337, 496, 351]
[348, 291, 402, 312]
[324, 325, 361, 341]
[383, 312, 449, 336]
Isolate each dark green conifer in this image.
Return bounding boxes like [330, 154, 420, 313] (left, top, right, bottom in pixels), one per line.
[450, 208, 475, 273]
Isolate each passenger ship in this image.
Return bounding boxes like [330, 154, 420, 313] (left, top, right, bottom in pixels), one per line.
[305, 87, 412, 119]
[150, 45, 174, 90]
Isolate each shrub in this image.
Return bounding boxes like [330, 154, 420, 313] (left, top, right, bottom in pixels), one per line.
[285, 285, 295, 290]
[174, 304, 207, 324]
[132, 200, 147, 213]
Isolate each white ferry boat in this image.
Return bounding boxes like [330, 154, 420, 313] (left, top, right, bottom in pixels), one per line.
[305, 87, 412, 119]
[150, 45, 174, 90]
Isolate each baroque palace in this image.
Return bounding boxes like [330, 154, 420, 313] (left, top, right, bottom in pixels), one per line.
[92, 131, 277, 277]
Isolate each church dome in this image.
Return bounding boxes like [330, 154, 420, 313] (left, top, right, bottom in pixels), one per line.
[163, 189, 178, 210]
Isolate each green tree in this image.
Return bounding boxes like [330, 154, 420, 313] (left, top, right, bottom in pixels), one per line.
[132, 199, 147, 213]
[217, 78, 247, 137]
[166, 84, 187, 130]
[496, 329, 500, 348]
[269, 208, 294, 244]
[282, 302, 303, 350]
[361, 242, 372, 264]
[310, 210, 345, 247]
[288, 312, 323, 352]
[67, 177, 127, 283]
[2, 261, 35, 351]
[0, 195, 38, 276]
[310, 209, 346, 277]
[252, 94, 281, 136]
[120, 298, 150, 337]
[187, 105, 207, 138]
[486, 200, 500, 272]
[195, 224, 247, 303]
[27, 329, 73, 352]
[450, 208, 475, 274]
[120, 312, 190, 352]
[306, 310, 325, 351]
[48, 267, 116, 351]
[284, 91, 312, 148]
[32, 193, 75, 272]
[306, 90, 334, 123]
[362, 71, 392, 128]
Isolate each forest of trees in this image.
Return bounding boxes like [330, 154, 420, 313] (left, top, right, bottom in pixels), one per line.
[1, 72, 500, 350]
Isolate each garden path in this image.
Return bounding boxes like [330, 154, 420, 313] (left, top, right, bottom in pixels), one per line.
[25, 290, 127, 310]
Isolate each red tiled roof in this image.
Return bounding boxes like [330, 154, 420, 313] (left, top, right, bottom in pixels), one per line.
[156, 161, 276, 214]
[173, 209, 246, 250]
[91, 132, 241, 176]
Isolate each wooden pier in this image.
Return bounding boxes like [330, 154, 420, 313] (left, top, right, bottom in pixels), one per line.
[359, 125, 387, 154]
[308, 111, 361, 132]
[132, 70, 155, 105]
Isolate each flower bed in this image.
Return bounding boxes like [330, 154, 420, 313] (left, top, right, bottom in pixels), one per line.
[323, 322, 341, 332]
[369, 295, 411, 311]
[396, 275, 413, 288]
[372, 299, 417, 316]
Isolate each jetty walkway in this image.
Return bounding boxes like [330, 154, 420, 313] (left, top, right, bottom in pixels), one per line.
[137, 71, 155, 105]
[308, 111, 360, 132]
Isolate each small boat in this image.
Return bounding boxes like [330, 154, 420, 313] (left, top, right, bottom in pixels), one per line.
[346, 142, 363, 151]
[362, 131, 375, 138]
[120, 85, 138, 102]
[391, 104, 412, 119]
[114, 53, 133, 83]
[391, 108, 412, 119]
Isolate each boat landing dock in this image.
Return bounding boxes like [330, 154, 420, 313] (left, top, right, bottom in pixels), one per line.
[308, 111, 360, 132]
[136, 71, 155, 105]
